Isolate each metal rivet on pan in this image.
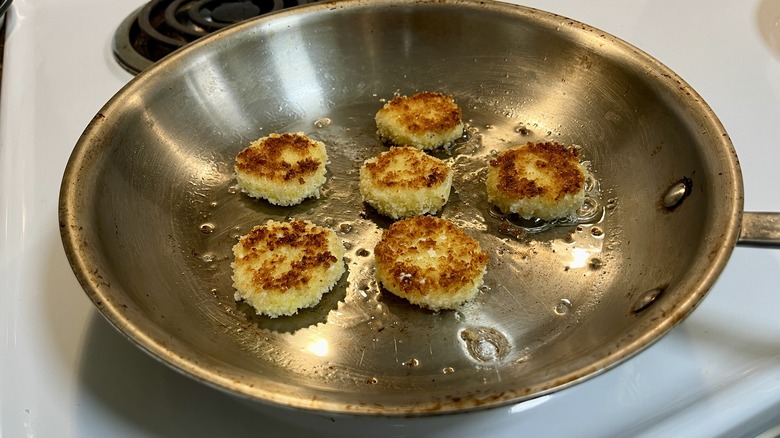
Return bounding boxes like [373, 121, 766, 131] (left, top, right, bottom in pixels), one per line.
[554, 299, 572, 315]
[631, 287, 666, 313]
[662, 177, 693, 210]
[460, 327, 510, 362]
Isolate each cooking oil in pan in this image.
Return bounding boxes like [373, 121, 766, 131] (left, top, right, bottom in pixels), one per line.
[177, 98, 620, 387]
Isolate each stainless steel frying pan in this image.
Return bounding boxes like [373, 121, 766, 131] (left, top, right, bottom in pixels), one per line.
[58, 0, 780, 416]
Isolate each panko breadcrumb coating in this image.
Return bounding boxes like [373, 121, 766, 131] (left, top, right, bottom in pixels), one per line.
[359, 146, 453, 219]
[231, 220, 345, 318]
[487, 141, 588, 220]
[374, 216, 489, 311]
[235, 132, 328, 206]
[375, 92, 464, 150]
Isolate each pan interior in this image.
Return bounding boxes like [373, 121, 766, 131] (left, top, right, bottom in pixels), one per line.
[60, 0, 741, 415]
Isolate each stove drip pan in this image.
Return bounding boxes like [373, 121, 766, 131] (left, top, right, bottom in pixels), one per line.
[113, 0, 316, 74]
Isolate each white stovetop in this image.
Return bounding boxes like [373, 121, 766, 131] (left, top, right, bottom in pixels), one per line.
[2, 0, 780, 437]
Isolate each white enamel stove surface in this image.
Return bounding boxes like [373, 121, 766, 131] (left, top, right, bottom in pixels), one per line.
[2, 0, 780, 436]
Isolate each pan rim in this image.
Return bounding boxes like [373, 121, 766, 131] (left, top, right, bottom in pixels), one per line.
[58, 0, 744, 416]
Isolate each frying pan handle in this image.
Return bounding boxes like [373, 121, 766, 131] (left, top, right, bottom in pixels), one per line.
[738, 212, 780, 248]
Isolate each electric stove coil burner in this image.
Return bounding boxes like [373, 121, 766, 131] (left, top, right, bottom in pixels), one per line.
[113, 0, 316, 74]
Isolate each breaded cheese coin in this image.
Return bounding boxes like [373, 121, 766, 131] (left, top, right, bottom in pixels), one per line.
[486, 141, 588, 220]
[234, 132, 327, 206]
[231, 219, 345, 318]
[375, 92, 464, 150]
[359, 146, 453, 219]
[374, 216, 489, 311]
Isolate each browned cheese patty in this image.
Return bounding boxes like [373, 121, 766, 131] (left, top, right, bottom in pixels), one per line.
[234, 132, 328, 206]
[374, 216, 489, 311]
[231, 219, 345, 318]
[375, 92, 464, 150]
[359, 146, 453, 219]
[486, 141, 587, 220]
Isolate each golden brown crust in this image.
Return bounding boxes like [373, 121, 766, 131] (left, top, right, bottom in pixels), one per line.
[358, 146, 453, 219]
[378, 92, 462, 135]
[235, 133, 322, 185]
[489, 141, 584, 201]
[363, 147, 450, 190]
[236, 220, 337, 292]
[374, 216, 489, 309]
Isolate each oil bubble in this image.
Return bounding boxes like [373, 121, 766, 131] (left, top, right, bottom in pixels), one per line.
[200, 223, 215, 234]
[577, 198, 601, 222]
[584, 173, 600, 193]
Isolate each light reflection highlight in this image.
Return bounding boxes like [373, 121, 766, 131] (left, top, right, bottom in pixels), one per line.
[307, 338, 329, 357]
[508, 394, 551, 414]
[569, 247, 592, 269]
